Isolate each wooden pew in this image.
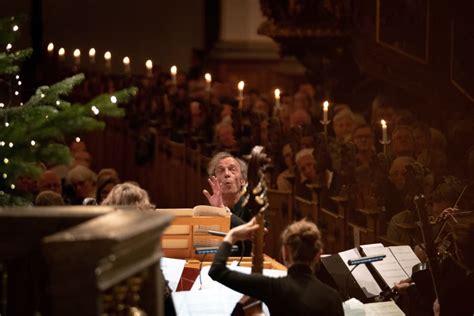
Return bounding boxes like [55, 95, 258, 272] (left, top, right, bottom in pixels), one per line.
[265, 189, 293, 260]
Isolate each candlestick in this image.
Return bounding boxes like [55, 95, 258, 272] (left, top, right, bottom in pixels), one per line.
[145, 59, 153, 77]
[58, 47, 65, 62]
[122, 56, 130, 74]
[171, 65, 177, 85]
[89, 48, 96, 64]
[73, 49, 81, 68]
[238, 81, 245, 110]
[204, 73, 212, 92]
[104, 51, 111, 71]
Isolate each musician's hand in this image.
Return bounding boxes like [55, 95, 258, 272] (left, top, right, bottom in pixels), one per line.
[433, 298, 440, 316]
[393, 278, 414, 293]
[224, 217, 260, 244]
[203, 176, 225, 208]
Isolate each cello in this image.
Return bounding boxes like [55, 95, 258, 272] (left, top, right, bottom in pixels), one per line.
[232, 146, 270, 316]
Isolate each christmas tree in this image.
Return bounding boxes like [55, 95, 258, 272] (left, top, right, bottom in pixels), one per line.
[0, 16, 137, 206]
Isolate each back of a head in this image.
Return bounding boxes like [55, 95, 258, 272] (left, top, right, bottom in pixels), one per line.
[35, 190, 65, 206]
[101, 182, 154, 210]
[281, 220, 322, 264]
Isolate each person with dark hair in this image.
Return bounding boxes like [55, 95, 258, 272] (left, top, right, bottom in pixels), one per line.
[209, 219, 343, 316]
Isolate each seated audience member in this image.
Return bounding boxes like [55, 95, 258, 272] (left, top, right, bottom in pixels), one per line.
[391, 125, 416, 158]
[101, 182, 154, 210]
[352, 125, 376, 168]
[73, 150, 92, 168]
[294, 148, 319, 200]
[289, 109, 311, 129]
[277, 144, 295, 191]
[66, 165, 97, 205]
[332, 109, 355, 143]
[34, 190, 65, 206]
[214, 119, 238, 153]
[96, 168, 121, 204]
[209, 219, 343, 316]
[37, 170, 62, 195]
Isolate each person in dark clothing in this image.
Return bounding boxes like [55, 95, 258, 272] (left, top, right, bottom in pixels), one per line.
[209, 218, 344, 316]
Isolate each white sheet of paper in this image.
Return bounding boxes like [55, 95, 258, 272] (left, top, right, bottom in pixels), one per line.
[172, 288, 245, 316]
[388, 245, 421, 276]
[160, 257, 186, 292]
[360, 244, 409, 287]
[339, 248, 382, 298]
[364, 300, 405, 315]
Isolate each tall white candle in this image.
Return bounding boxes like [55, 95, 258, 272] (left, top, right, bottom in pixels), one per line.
[238, 81, 245, 99]
[88, 48, 96, 64]
[381, 119, 387, 143]
[170, 65, 177, 85]
[73, 49, 81, 67]
[47, 42, 54, 57]
[204, 73, 212, 92]
[58, 47, 65, 62]
[323, 101, 329, 122]
[104, 51, 111, 70]
[274, 88, 281, 108]
[122, 56, 130, 73]
[145, 59, 153, 77]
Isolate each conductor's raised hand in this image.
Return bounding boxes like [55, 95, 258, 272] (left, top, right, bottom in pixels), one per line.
[224, 217, 260, 244]
[203, 176, 224, 208]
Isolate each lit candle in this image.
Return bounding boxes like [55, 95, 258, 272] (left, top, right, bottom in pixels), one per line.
[274, 88, 281, 108]
[204, 73, 212, 92]
[170, 65, 177, 85]
[47, 42, 54, 56]
[381, 119, 387, 143]
[104, 51, 111, 70]
[58, 47, 65, 62]
[145, 59, 153, 77]
[238, 81, 245, 99]
[73, 49, 81, 67]
[89, 48, 96, 64]
[122, 56, 130, 73]
[323, 101, 329, 122]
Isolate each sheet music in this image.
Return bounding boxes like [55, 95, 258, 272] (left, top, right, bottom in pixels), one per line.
[364, 301, 405, 315]
[388, 245, 421, 276]
[339, 248, 382, 297]
[360, 244, 409, 287]
[172, 288, 245, 315]
[160, 257, 186, 292]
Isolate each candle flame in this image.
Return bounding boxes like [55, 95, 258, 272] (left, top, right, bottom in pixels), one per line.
[89, 48, 96, 57]
[58, 48, 65, 56]
[47, 42, 54, 52]
[381, 119, 387, 128]
[104, 51, 111, 60]
[123, 56, 130, 65]
[145, 59, 153, 69]
[274, 88, 280, 98]
[73, 49, 81, 57]
[323, 101, 329, 111]
[170, 65, 177, 75]
[238, 81, 245, 91]
[204, 73, 212, 82]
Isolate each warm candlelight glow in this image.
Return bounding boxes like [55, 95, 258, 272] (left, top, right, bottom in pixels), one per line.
[323, 101, 329, 111]
[238, 81, 245, 91]
[323, 101, 329, 123]
[73, 49, 81, 58]
[145, 59, 153, 69]
[274, 89, 281, 99]
[58, 48, 65, 56]
[204, 73, 212, 92]
[381, 119, 388, 147]
[89, 48, 96, 57]
[381, 119, 386, 128]
[104, 51, 111, 60]
[171, 65, 177, 85]
[123, 56, 130, 65]
[47, 42, 54, 52]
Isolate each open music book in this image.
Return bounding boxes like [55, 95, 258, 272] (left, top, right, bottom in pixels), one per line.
[321, 243, 420, 301]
